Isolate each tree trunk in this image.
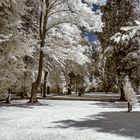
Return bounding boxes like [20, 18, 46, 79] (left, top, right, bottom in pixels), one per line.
[20, 86, 26, 99]
[118, 74, 126, 101]
[128, 102, 132, 112]
[67, 84, 71, 95]
[20, 92, 25, 99]
[29, 48, 44, 103]
[40, 83, 43, 96]
[78, 89, 82, 97]
[43, 71, 48, 97]
[47, 86, 50, 94]
[43, 83, 46, 97]
[78, 87, 84, 97]
[29, 0, 49, 103]
[75, 81, 78, 94]
[29, 82, 38, 103]
[6, 89, 12, 104]
[57, 85, 60, 95]
[120, 85, 126, 101]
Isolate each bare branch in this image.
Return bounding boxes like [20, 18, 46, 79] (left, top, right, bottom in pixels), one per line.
[50, 0, 68, 10]
[49, 0, 58, 8]
[41, 0, 49, 44]
[46, 20, 77, 32]
[47, 9, 69, 18]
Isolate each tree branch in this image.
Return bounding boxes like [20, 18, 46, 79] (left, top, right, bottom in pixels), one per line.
[47, 9, 69, 18]
[39, 0, 43, 37]
[50, 0, 68, 10]
[46, 20, 77, 32]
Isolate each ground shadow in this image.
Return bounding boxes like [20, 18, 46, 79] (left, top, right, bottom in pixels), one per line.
[52, 111, 140, 139]
[0, 101, 50, 109]
[89, 101, 128, 109]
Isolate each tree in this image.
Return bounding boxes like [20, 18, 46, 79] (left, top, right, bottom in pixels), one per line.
[29, 0, 104, 103]
[43, 71, 48, 97]
[0, 0, 29, 100]
[0, 0, 104, 101]
[98, 0, 139, 100]
[123, 76, 138, 112]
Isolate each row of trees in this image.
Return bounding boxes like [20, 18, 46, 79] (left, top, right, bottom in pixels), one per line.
[1, 0, 140, 107]
[0, 0, 104, 102]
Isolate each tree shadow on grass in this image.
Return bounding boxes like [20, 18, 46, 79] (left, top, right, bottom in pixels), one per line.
[0, 101, 50, 109]
[89, 101, 127, 109]
[52, 111, 140, 139]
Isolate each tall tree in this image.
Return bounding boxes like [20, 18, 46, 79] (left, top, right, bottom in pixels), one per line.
[29, 0, 49, 103]
[98, 0, 140, 100]
[29, 0, 104, 103]
[0, 0, 28, 100]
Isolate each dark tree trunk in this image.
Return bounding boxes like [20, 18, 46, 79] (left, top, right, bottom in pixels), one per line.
[43, 71, 48, 97]
[43, 84, 46, 97]
[57, 85, 60, 95]
[20, 86, 26, 99]
[68, 75, 72, 95]
[78, 87, 84, 97]
[119, 84, 126, 101]
[78, 90, 82, 97]
[118, 73, 126, 101]
[29, 50, 44, 103]
[29, 82, 38, 103]
[67, 84, 71, 95]
[29, 0, 49, 103]
[128, 102, 132, 112]
[20, 92, 25, 99]
[47, 86, 50, 94]
[40, 84, 43, 96]
[75, 81, 78, 94]
[6, 89, 12, 104]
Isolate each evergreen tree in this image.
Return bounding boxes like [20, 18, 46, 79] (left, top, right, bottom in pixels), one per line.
[98, 0, 140, 99]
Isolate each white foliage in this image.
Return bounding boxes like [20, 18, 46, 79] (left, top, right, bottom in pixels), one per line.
[0, 0, 104, 95]
[110, 32, 122, 43]
[0, 34, 12, 43]
[111, 20, 140, 43]
[44, 24, 90, 66]
[135, 20, 140, 25]
[111, 32, 130, 43]
[123, 76, 138, 106]
[0, 0, 36, 95]
[84, 76, 98, 92]
[84, 0, 106, 5]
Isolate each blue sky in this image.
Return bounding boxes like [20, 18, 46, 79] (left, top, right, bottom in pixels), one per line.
[81, 1, 107, 43]
[92, 3, 100, 12]
[88, 32, 98, 42]
[87, 3, 100, 43]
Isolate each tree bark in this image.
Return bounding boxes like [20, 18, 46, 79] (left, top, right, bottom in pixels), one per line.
[40, 83, 43, 96]
[29, 0, 49, 103]
[29, 82, 38, 103]
[119, 83, 126, 101]
[78, 87, 84, 97]
[6, 89, 12, 104]
[57, 85, 60, 95]
[20, 86, 26, 99]
[29, 49, 44, 103]
[78, 88, 82, 97]
[43, 71, 48, 97]
[118, 73, 126, 101]
[128, 102, 132, 112]
[67, 84, 71, 95]
[75, 81, 78, 94]
[47, 86, 50, 94]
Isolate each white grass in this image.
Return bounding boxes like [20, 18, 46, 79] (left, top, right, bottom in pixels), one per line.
[0, 100, 140, 140]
